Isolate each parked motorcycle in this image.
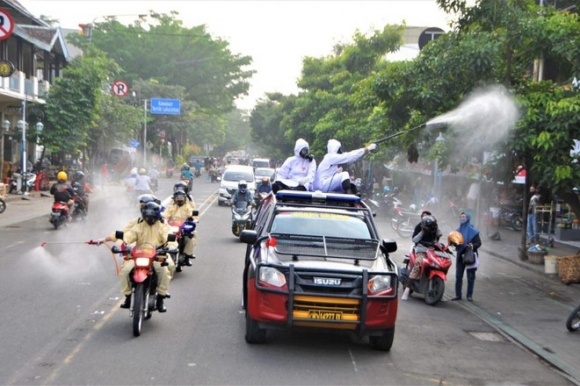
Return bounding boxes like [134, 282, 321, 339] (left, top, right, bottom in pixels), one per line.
[89, 233, 176, 337]
[231, 200, 253, 237]
[167, 211, 198, 273]
[566, 303, 580, 332]
[9, 172, 36, 194]
[497, 204, 523, 231]
[398, 242, 454, 305]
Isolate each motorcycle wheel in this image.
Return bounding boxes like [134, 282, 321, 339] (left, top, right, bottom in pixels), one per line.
[397, 220, 414, 238]
[233, 224, 240, 237]
[511, 216, 523, 231]
[390, 218, 399, 231]
[566, 304, 580, 332]
[424, 276, 445, 306]
[133, 283, 145, 337]
[369, 327, 395, 351]
[0, 199, 6, 214]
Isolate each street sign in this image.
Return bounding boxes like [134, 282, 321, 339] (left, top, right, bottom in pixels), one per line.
[150, 98, 181, 115]
[130, 139, 140, 148]
[0, 10, 15, 41]
[418, 27, 445, 50]
[112, 80, 129, 97]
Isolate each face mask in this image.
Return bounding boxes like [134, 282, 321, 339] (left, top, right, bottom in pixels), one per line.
[460, 218, 468, 224]
[299, 147, 313, 161]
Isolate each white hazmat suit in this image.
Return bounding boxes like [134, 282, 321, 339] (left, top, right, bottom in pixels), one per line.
[274, 138, 317, 191]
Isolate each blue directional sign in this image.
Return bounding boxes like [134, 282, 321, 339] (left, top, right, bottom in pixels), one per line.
[130, 139, 140, 148]
[150, 98, 181, 115]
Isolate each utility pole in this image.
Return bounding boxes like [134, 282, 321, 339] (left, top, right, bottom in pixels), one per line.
[143, 99, 147, 166]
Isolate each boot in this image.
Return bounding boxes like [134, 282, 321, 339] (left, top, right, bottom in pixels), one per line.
[401, 287, 411, 301]
[184, 255, 193, 266]
[120, 295, 131, 309]
[156, 294, 167, 313]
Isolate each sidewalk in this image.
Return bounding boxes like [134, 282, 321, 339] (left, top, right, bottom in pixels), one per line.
[480, 224, 580, 282]
[0, 186, 121, 228]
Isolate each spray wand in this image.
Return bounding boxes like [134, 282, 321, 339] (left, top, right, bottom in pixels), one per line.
[370, 123, 426, 145]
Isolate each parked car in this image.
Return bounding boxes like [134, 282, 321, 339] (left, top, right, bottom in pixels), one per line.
[240, 190, 399, 350]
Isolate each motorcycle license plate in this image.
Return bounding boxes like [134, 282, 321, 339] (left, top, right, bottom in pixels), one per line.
[307, 310, 343, 320]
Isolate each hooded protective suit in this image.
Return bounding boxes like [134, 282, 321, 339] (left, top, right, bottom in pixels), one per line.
[275, 138, 317, 191]
[314, 139, 367, 192]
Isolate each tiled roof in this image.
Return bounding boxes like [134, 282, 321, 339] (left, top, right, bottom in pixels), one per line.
[17, 26, 58, 45]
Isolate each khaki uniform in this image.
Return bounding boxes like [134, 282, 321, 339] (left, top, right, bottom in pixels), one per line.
[110, 219, 174, 296]
[162, 200, 198, 256]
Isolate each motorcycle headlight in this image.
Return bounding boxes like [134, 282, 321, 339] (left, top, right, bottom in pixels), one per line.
[259, 267, 286, 287]
[135, 257, 150, 267]
[368, 275, 392, 294]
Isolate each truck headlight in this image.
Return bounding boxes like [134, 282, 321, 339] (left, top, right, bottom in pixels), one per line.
[259, 267, 286, 287]
[368, 275, 392, 294]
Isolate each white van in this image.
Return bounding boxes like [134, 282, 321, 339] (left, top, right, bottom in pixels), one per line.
[218, 165, 256, 206]
[252, 158, 270, 169]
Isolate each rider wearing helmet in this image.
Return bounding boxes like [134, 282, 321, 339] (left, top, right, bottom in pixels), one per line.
[50, 171, 75, 219]
[230, 180, 253, 207]
[257, 177, 272, 194]
[100, 197, 172, 311]
[134, 167, 152, 195]
[162, 190, 198, 267]
[401, 214, 442, 301]
[173, 181, 194, 202]
[71, 171, 93, 213]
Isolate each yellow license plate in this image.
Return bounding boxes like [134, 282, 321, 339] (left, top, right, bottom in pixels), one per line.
[308, 310, 343, 320]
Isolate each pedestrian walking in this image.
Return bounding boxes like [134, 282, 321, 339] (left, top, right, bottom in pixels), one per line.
[452, 212, 482, 302]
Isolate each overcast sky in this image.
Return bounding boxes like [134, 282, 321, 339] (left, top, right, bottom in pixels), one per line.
[20, 1, 452, 110]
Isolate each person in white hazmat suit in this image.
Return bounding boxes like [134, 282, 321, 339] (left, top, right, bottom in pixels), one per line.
[272, 138, 317, 193]
[314, 139, 376, 194]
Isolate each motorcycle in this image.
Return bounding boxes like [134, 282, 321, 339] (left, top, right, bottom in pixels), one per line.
[49, 201, 70, 229]
[566, 302, 580, 332]
[231, 200, 253, 237]
[254, 191, 269, 208]
[89, 234, 176, 337]
[167, 211, 199, 273]
[166, 166, 174, 178]
[9, 172, 36, 194]
[497, 204, 523, 231]
[0, 198, 5, 214]
[194, 168, 201, 178]
[150, 178, 159, 192]
[209, 169, 220, 183]
[398, 241, 454, 305]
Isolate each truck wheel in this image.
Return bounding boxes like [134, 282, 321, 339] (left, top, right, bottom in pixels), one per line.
[245, 311, 266, 344]
[369, 327, 395, 351]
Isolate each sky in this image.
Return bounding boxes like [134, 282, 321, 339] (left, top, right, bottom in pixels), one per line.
[19, 0, 453, 110]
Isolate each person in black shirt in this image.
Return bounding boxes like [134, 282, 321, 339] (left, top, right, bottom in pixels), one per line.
[50, 171, 75, 220]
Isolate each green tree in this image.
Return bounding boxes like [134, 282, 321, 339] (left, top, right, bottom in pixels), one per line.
[42, 45, 118, 157]
[89, 13, 254, 114]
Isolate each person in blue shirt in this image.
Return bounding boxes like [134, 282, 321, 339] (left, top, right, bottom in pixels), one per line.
[257, 177, 272, 194]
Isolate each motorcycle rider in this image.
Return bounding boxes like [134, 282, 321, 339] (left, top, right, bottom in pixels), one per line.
[257, 177, 272, 194]
[173, 181, 194, 202]
[149, 165, 160, 190]
[230, 180, 254, 207]
[71, 171, 92, 213]
[401, 215, 440, 301]
[134, 168, 152, 195]
[100, 200, 172, 312]
[49, 171, 75, 220]
[162, 189, 198, 267]
[273, 138, 317, 193]
[314, 139, 377, 194]
[412, 211, 442, 240]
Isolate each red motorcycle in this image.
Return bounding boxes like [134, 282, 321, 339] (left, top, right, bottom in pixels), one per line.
[89, 233, 176, 337]
[398, 242, 453, 305]
[49, 201, 69, 229]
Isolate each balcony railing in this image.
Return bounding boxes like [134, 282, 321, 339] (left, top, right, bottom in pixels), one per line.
[1, 71, 50, 101]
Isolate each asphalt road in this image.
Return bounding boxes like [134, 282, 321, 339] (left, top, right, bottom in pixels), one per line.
[0, 175, 574, 385]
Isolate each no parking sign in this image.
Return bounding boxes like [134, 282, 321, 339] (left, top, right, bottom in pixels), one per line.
[0, 9, 15, 41]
